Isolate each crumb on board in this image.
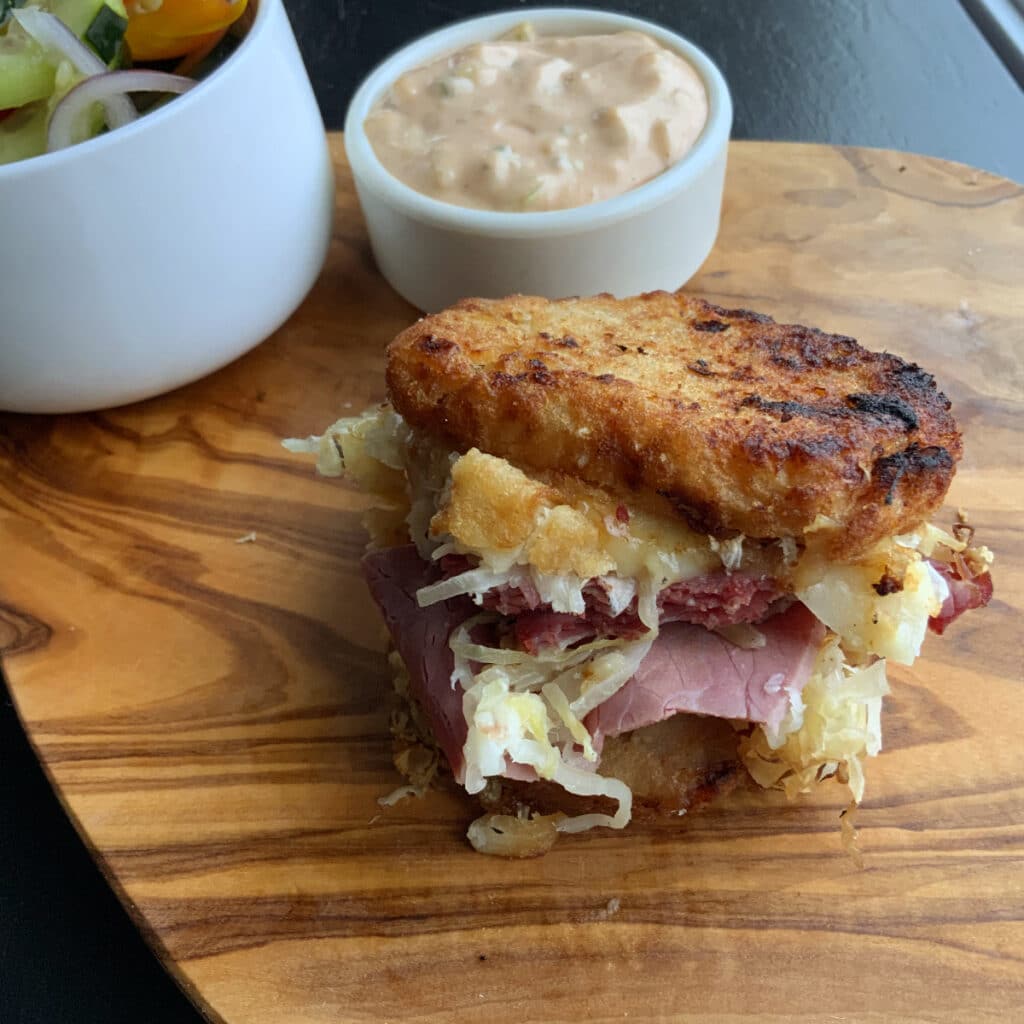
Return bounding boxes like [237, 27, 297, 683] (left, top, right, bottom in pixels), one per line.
[234, 531, 257, 544]
[377, 784, 425, 807]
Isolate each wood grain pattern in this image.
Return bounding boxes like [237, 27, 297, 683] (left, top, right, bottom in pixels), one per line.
[1, 138, 1023, 1023]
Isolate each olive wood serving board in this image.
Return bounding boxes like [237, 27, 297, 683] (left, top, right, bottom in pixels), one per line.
[1, 137, 1023, 1023]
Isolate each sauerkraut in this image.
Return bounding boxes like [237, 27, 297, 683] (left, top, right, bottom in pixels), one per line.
[286, 405, 978, 851]
[740, 636, 889, 804]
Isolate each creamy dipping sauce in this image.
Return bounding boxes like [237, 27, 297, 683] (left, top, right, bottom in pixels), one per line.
[364, 28, 709, 212]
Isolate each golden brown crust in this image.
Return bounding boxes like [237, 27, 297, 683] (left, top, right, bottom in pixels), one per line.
[478, 715, 745, 821]
[386, 291, 962, 556]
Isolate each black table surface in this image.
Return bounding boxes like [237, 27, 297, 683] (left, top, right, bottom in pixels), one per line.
[2, 3, 1022, 1023]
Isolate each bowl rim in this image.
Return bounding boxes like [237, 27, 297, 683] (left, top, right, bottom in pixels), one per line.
[343, 6, 733, 238]
[0, 0, 275, 180]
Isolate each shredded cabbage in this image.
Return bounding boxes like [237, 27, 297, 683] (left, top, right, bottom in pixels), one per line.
[406, 446, 459, 557]
[709, 534, 744, 571]
[283, 409, 456, 555]
[637, 575, 660, 632]
[457, 640, 648, 833]
[740, 636, 890, 804]
[897, 522, 965, 557]
[542, 682, 597, 761]
[797, 556, 944, 665]
[600, 575, 637, 617]
[415, 566, 517, 608]
[552, 761, 632, 832]
[530, 566, 587, 615]
[417, 560, 623, 618]
[282, 406, 409, 479]
[462, 672, 561, 793]
[779, 536, 800, 566]
[567, 638, 653, 718]
[449, 619, 630, 697]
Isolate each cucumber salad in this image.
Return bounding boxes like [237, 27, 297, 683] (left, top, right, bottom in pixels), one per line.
[0, 0, 249, 164]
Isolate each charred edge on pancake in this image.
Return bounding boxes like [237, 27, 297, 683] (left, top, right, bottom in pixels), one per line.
[490, 367, 556, 387]
[729, 365, 757, 382]
[739, 395, 838, 423]
[740, 430, 847, 466]
[528, 358, 556, 385]
[491, 371, 528, 389]
[752, 326, 862, 372]
[741, 393, 920, 431]
[556, 335, 579, 348]
[846, 393, 920, 431]
[890, 359, 940, 393]
[596, 373, 616, 383]
[692, 319, 730, 333]
[688, 359, 715, 377]
[888, 359, 953, 412]
[701, 302, 775, 325]
[872, 443, 954, 506]
[418, 334, 458, 354]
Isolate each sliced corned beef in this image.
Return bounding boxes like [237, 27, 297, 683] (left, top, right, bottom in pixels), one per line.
[585, 604, 825, 743]
[490, 571, 785, 651]
[362, 545, 471, 782]
[927, 559, 993, 635]
[363, 546, 826, 785]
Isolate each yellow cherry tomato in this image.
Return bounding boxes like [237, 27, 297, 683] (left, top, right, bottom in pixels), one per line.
[125, 0, 248, 62]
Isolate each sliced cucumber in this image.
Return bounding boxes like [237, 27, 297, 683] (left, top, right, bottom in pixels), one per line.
[84, 5, 126, 64]
[48, 0, 127, 40]
[0, 28, 56, 109]
[0, 0, 128, 162]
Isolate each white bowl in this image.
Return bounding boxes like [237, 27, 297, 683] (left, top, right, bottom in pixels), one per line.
[344, 7, 732, 312]
[0, 0, 334, 414]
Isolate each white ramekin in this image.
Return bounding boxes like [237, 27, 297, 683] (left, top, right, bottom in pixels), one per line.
[0, 0, 334, 414]
[344, 7, 732, 312]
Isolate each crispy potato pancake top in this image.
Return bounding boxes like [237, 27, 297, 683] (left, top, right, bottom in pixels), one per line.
[386, 291, 961, 555]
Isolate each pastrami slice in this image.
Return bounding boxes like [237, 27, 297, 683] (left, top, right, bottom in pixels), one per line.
[362, 545, 470, 781]
[586, 603, 825, 741]
[363, 545, 828, 789]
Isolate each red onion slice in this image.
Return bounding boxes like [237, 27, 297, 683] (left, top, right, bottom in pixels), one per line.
[47, 70, 195, 152]
[12, 8, 136, 130]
